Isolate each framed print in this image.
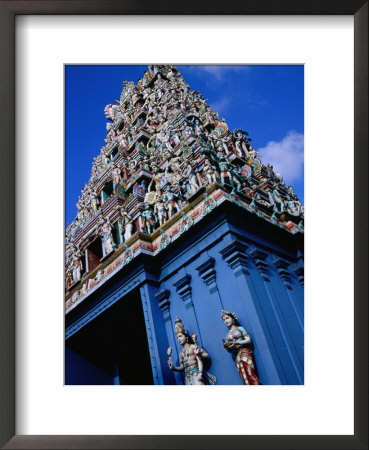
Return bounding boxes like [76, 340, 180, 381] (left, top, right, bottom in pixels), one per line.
[64, 63, 304, 389]
[1, 1, 367, 449]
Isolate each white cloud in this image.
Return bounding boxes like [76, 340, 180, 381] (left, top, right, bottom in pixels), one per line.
[179, 65, 248, 82]
[258, 131, 304, 184]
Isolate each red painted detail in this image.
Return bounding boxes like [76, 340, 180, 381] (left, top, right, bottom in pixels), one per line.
[105, 265, 114, 275]
[213, 190, 223, 200]
[171, 225, 180, 236]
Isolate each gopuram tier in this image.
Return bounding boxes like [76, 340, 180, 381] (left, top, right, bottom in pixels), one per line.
[65, 65, 304, 310]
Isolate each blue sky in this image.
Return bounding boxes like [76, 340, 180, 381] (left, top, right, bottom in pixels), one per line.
[65, 65, 304, 226]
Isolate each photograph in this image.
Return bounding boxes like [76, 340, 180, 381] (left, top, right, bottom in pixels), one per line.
[1, 1, 365, 446]
[64, 64, 304, 385]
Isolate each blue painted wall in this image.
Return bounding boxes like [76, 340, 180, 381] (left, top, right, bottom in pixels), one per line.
[65, 202, 304, 385]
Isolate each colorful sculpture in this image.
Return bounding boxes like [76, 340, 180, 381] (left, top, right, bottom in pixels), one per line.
[66, 65, 303, 295]
[167, 317, 213, 385]
[221, 310, 261, 385]
[100, 217, 115, 255]
[71, 246, 83, 283]
[142, 203, 157, 234]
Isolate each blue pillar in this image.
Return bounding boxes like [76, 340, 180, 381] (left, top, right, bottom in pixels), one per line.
[219, 240, 284, 385]
[155, 289, 182, 385]
[248, 247, 303, 384]
[139, 279, 175, 385]
[273, 256, 304, 332]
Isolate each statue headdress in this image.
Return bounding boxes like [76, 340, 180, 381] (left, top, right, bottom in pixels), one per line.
[174, 317, 187, 336]
[221, 310, 239, 324]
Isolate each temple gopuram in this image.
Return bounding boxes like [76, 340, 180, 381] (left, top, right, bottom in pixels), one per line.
[65, 65, 304, 385]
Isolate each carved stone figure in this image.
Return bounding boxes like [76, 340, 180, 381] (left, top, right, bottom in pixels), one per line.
[71, 247, 83, 283]
[119, 207, 133, 241]
[247, 145, 260, 161]
[163, 185, 180, 218]
[252, 193, 271, 209]
[167, 317, 208, 385]
[142, 203, 157, 234]
[182, 161, 199, 194]
[112, 164, 121, 186]
[65, 65, 304, 295]
[154, 197, 168, 226]
[271, 186, 285, 213]
[286, 199, 301, 216]
[90, 189, 99, 211]
[221, 310, 261, 385]
[101, 218, 115, 255]
[148, 167, 166, 194]
[218, 156, 235, 188]
[95, 269, 104, 283]
[203, 159, 218, 184]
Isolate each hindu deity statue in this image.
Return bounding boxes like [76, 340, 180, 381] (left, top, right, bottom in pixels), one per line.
[221, 310, 261, 385]
[154, 196, 168, 226]
[167, 317, 215, 385]
[71, 246, 83, 283]
[119, 206, 133, 241]
[100, 217, 115, 255]
[142, 203, 157, 234]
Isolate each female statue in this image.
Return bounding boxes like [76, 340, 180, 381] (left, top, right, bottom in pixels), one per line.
[182, 161, 200, 194]
[203, 159, 218, 184]
[120, 207, 133, 241]
[100, 218, 115, 255]
[90, 189, 99, 212]
[221, 310, 261, 385]
[71, 246, 83, 283]
[168, 317, 211, 385]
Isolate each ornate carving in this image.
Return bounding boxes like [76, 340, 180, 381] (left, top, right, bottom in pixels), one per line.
[155, 289, 171, 321]
[249, 248, 270, 282]
[173, 274, 193, 309]
[180, 211, 194, 233]
[159, 229, 171, 251]
[201, 193, 216, 216]
[220, 241, 249, 277]
[273, 256, 292, 287]
[66, 65, 304, 302]
[195, 257, 217, 294]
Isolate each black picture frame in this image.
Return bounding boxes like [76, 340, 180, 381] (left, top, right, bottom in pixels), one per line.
[0, 1, 367, 449]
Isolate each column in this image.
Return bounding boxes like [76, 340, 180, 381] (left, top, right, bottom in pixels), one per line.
[173, 274, 193, 310]
[195, 256, 224, 307]
[290, 249, 304, 287]
[155, 289, 182, 385]
[139, 279, 175, 385]
[172, 273, 203, 347]
[219, 240, 284, 385]
[248, 247, 303, 384]
[273, 256, 304, 331]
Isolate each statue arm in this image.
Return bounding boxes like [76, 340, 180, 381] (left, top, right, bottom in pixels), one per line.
[168, 353, 184, 372]
[148, 178, 154, 192]
[170, 363, 184, 372]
